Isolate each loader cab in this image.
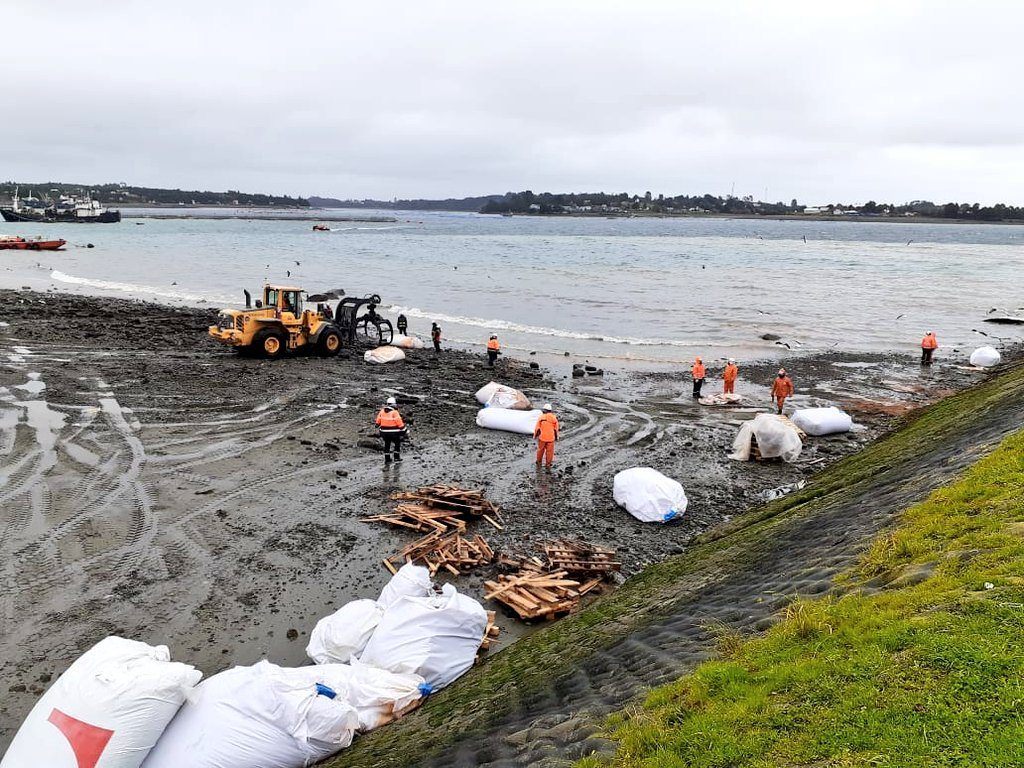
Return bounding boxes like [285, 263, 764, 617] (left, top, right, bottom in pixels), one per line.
[263, 285, 303, 318]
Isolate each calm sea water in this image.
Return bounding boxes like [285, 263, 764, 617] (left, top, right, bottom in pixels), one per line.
[2, 210, 1023, 368]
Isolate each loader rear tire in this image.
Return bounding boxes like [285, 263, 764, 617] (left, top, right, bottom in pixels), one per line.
[253, 328, 285, 359]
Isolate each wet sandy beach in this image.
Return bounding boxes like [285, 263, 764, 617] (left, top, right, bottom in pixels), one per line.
[0, 288, 987, 747]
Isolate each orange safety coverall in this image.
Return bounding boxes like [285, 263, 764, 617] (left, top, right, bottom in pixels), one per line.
[692, 360, 706, 379]
[534, 412, 559, 466]
[770, 376, 794, 413]
[487, 338, 500, 351]
[723, 363, 738, 394]
[921, 333, 938, 349]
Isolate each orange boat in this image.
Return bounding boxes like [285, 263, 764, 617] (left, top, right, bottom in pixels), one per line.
[0, 236, 67, 251]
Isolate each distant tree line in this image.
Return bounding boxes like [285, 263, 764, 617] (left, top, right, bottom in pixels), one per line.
[309, 194, 504, 211]
[1, 182, 309, 208]
[479, 191, 1024, 221]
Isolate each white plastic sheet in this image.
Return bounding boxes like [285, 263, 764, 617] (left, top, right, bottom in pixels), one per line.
[474, 381, 532, 410]
[363, 347, 406, 365]
[389, 334, 425, 350]
[359, 584, 487, 691]
[969, 346, 1001, 368]
[612, 467, 688, 523]
[307, 599, 383, 665]
[475, 407, 543, 435]
[730, 414, 803, 462]
[790, 407, 853, 436]
[1, 636, 201, 768]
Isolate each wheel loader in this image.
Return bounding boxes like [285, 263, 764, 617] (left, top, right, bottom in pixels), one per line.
[208, 284, 343, 358]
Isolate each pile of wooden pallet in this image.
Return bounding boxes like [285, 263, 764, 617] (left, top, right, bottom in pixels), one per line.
[542, 539, 621, 576]
[486, 539, 619, 621]
[364, 485, 501, 575]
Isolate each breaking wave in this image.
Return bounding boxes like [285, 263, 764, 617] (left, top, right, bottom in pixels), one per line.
[50, 271, 234, 305]
[387, 305, 723, 348]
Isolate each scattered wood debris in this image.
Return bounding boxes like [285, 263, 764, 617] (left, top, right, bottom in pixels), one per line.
[365, 485, 501, 575]
[478, 610, 501, 655]
[484, 569, 583, 620]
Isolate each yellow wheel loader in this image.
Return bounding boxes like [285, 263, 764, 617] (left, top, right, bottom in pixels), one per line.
[208, 285, 344, 358]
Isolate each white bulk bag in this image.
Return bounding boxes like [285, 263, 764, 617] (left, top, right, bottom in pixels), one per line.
[307, 564, 432, 666]
[141, 661, 360, 768]
[363, 347, 406, 365]
[612, 467, 688, 523]
[390, 334, 425, 350]
[307, 599, 383, 665]
[730, 414, 803, 462]
[1, 636, 201, 768]
[969, 346, 1001, 368]
[474, 382, 532, 410]
[359, 584, 487, 691]
[377, 563, 432, 609]
[790, 407, 853, 436]
[476, 407, 543, 435]
[308, 660, 425, 731]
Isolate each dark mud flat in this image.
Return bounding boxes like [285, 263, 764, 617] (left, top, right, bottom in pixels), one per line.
[0, 289, 978, 749]
[336, 361, 1024, 768]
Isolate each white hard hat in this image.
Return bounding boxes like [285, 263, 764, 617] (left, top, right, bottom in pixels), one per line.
[728, 358, 736, 364]
[542, 403, 553, 411]
[386, 397, 397, 406]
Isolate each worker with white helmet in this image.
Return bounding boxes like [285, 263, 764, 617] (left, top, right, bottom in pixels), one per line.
[375, 396, 407, 463]
[533, 403, 560, 468]
[723, 358, 738, 394]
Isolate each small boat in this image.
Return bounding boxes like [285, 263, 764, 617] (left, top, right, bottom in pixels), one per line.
[0, 236, 67, 251]
[312, 224, 330, 232]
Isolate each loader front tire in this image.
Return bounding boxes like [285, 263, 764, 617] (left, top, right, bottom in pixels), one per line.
[317, 328, 342, 357]
[253, 328, 285, 359]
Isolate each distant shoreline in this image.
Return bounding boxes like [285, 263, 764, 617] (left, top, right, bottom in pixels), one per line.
[484, 211, 1024, 226]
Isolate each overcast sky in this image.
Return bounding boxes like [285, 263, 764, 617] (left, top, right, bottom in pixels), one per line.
[4, 1, 1022, 204]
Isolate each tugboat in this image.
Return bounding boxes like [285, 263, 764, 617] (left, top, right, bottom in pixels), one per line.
[0, 235, 67, 251]
[1, 187, 121, 223]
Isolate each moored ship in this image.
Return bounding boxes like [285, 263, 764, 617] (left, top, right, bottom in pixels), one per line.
[1, 188, 121, 223]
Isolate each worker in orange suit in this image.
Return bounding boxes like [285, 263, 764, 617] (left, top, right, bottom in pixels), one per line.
[921, 331, 938, 366]
[723, 358, 738, 394]
[691, 356, 706, 399]
[534, 403, 559, 468]
[375, 396, 407, 463]
[770, 368, 794, 414]
[486, 334, 500, 367]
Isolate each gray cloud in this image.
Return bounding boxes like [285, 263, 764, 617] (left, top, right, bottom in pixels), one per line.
[3, 0, 1023, 203]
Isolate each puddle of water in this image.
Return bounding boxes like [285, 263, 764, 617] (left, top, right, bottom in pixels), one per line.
[14, 372, 45, 395]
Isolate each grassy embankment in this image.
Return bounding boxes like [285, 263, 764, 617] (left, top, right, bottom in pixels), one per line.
[581, 426, 1024, 768]
[334, 361, 1024, 768]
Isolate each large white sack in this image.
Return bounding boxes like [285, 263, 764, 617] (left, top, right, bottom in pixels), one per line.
[474, 381, 532, 410]
[969, 345, 1001, 368]
[363, 346, 406, 365]
[612, 467, 688, 523]
[307, 564, 432, 666]
[1, 636, 201, 768]
[141, 661, 361, 768]
[312, 659, 425, 731]
[307, 599, 383, 665]
[790, 407, 853, 436]
[476, 407, 543, 435]
[390, 334, 425, 350]
[730, 414, 803, 462]
[377, 562, 432, 609]
[359, 584, 487, 691]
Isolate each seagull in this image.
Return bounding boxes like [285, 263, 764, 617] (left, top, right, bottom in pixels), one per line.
[895, 313, 904, 320]
[294, 260, 301, 266]
[907, 240, 913, 246]
[775, 341, 792, 350]
[286, 270, 291, 277]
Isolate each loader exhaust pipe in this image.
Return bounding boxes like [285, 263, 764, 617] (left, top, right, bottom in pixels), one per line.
[244, 289, 251, 309]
